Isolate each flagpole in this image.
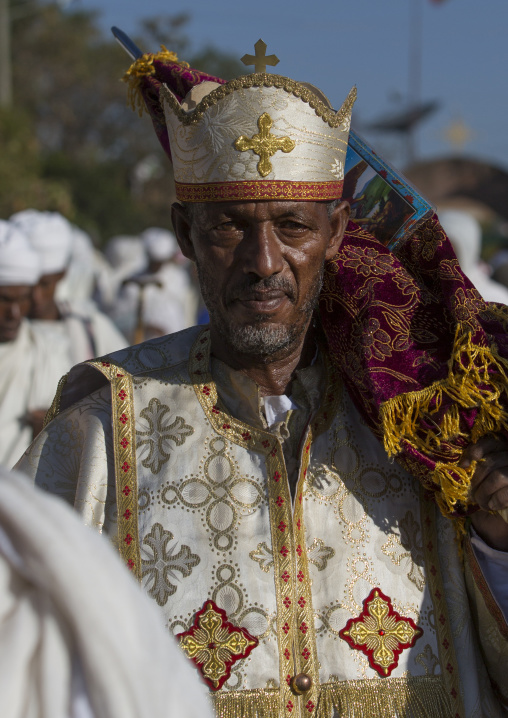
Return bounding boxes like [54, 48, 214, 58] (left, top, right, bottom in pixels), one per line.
[0, 0, 12, 107]
[407, 0, 423, 163]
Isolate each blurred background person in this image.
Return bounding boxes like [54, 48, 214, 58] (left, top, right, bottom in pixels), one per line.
[10, 209, 128, 363]
[112, 227, 198, 344]
[0, 221, 66, 466]
[439, 209, 508, 304]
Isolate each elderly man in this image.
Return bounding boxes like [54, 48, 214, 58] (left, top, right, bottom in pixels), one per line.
[0, 221, 67, 465]
[17, 45, 508, 717]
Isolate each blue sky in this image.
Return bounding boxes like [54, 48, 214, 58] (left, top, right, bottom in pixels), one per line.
[70, 0, 507, 171]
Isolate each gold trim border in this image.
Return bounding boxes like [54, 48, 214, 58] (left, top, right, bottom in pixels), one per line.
[88, 360, 141, 581]
[211, 675, 450, 718]
[175, 180, 344, 202]
[421, 489, 464, 717]
[292, 429, 320, 713]
[161, 75, 356, 130]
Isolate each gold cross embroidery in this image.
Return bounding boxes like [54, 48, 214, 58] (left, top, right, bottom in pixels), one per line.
[179, 602, 258, 688]
[241, 39, 279, 74]
[339, 588, 423, 676]
[235, 113, 295, 178]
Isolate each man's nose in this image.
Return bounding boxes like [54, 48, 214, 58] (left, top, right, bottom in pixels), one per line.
[242, 224, 284, 278]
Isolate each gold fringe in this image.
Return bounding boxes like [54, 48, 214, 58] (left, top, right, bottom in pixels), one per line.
[380, 326, 508, 520]
[122, 45, 188, 116]
[211, 677, 450, 718]
[43, 372, 69, 428]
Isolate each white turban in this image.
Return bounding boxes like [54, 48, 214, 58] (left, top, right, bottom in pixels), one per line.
[0, 220, 40, 286]
[142, 227, 178, 262]
[10, 210, 73, 274]
[439, 209, 481, 274]
[440, 208, 508, 304]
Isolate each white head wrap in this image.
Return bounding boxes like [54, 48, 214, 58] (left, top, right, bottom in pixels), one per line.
[104, 235, 147, 276]
[440, 209, 508, 304]
[10, 210, 73, 274]
[439, 210, 481, 274]
[0, 220, 40, 286]
[142, 227, 178, 262]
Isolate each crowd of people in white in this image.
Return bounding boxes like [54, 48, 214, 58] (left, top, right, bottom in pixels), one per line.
[0, 210, 200, 468]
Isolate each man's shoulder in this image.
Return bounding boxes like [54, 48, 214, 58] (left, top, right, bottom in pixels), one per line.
[99, 325, 203, 376]
[55, 326, 204, 416]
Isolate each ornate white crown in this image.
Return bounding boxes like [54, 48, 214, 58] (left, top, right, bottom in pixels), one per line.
[160, 44, 356, 202]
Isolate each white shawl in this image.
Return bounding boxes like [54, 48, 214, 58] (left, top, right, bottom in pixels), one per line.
[0, 468, 212, 718]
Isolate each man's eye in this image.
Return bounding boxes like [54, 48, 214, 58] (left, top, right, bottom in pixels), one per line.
[280, 220, 307, 231]
[217, 221, 240, 231]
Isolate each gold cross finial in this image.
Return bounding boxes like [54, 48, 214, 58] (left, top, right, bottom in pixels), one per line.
[241, 39, 279, 74]
[235, 113, 295, 177]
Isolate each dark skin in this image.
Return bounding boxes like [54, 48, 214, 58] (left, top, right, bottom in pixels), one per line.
[0, 285, 48, 439]
[29, 270, 65, 320]
[460, 436, 508, 550]
[0, 285, 33, 343]
[172, 199, 508, 549]
[172, 200, 349, 396]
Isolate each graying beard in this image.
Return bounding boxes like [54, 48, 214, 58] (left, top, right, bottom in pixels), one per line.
[195, 250, 325, 359]
[227, 324, 298, 357]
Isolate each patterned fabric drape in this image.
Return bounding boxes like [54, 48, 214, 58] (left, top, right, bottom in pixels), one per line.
[320, 216, 508, 518]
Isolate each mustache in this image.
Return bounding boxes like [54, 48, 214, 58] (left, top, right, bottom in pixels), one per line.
[226, 276, 297, 304]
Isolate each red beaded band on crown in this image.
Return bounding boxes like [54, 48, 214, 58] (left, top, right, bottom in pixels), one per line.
[175, 180, 344, 202]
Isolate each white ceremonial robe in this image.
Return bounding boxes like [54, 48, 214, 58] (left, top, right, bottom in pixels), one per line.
[17, 327, 508, 718]
[0, 465, 212, 718]
[0, 320, 67, 468]
[112, 263, 198, 342]
[31, 301, 128, 367]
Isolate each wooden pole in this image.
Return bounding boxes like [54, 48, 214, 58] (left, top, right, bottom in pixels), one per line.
[0, 0, 12, 107]
[407, 0, 423, 163]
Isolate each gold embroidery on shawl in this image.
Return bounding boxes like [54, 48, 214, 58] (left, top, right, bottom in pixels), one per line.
[140, 522, 201, 606]
[89, 360, 141, 580]
[381, 510, 425, 591]
[43, 372, 69, 427]
[291, 429, 320, 713]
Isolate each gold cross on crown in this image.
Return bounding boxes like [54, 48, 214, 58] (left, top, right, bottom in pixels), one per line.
[235, 113, 295, 177]
[241, 39, 279, 74]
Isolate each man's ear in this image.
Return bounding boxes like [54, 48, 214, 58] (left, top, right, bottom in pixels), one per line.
[171, 203, 196, 262]
[325, 200, 350, 261]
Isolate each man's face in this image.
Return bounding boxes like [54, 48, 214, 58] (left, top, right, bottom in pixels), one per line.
[30, 271, 65, 320]
[173, 200, 348, 359]
[0, 285, 33, 342]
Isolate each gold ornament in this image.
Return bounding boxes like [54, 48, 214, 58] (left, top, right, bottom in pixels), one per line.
[241, 39, 279, 74]
[235, 113, 295, 177]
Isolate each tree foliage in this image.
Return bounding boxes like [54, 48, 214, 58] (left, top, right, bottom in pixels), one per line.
[2, 1, 242, 244]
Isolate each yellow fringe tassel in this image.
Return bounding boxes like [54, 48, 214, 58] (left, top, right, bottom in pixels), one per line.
[380, 326, 508, 520]
[211, 677, 450, 718]
[121, 46, 188, 116]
